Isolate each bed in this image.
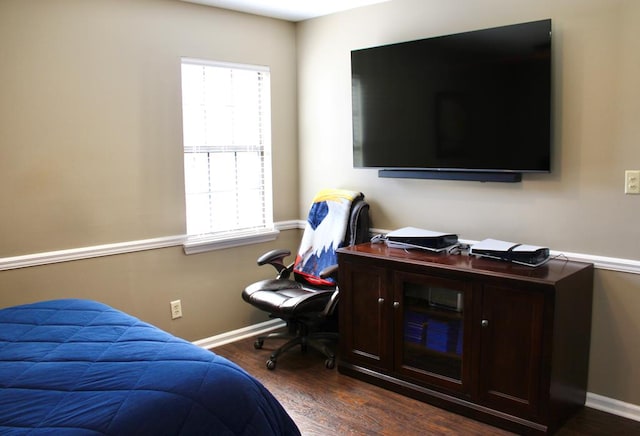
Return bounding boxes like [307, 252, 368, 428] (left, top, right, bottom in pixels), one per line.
[0, 299, 300, 435]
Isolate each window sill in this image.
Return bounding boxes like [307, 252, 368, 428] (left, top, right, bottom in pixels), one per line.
[183, 228, 280, 255]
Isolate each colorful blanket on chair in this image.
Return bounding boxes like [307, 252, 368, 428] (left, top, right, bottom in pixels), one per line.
[294, 189, 361, 286]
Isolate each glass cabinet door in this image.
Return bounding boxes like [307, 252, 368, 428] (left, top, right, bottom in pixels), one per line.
[394, 271, 472, 395]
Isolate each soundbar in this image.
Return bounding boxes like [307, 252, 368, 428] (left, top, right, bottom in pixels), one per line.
[378, 169, 523, 183]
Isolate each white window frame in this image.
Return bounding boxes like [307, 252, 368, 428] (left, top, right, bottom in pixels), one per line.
[180, 58, 277, 254]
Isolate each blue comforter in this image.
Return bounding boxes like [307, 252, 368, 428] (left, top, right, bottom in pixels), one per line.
[0, 299, 300, 435]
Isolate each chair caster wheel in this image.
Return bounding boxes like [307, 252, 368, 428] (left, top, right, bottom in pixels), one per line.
[325, 358, 335, 369]
[266, 359, 276, 370]
[254, 339, 264, 349]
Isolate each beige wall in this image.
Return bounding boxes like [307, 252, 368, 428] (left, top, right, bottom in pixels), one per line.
[0, 0, 299, 256]
[0, 230, 302, 341]
[296, 0, 640, 406]
[297, 0, 640, 259]
[590, 270, 640, 404]
[1, 0, 639, 410]
[0, 1, 299, 336]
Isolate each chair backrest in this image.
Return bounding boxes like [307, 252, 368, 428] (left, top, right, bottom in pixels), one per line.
[293, 189, 369, 287]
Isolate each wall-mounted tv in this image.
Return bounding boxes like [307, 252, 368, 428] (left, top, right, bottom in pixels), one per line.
[351, 19, 552, 182]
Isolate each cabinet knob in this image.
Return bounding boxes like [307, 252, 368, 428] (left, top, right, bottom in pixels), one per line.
[481, 319, 489, 327]
[378, 297, 385, 305]
[393, 301, 400, 309]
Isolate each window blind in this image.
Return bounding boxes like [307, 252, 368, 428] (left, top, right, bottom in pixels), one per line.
[181, 59, 273, 239]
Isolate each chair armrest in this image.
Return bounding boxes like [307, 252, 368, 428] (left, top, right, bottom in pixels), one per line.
[319, 265, 340, 317]
[322, 289, 340, 317]
[257, 249, 293, 278]
[319, 264, 339, 281]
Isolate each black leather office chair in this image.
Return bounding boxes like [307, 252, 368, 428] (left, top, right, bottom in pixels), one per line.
[242, 189, 370, 370]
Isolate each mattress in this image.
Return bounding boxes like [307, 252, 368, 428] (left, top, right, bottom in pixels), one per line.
[0, 299, 300, 435]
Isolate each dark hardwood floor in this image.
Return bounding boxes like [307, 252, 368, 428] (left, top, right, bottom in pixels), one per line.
[213, 336, 640, 435]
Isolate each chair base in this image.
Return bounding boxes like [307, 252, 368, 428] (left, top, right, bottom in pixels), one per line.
[254, 324, 338, 370]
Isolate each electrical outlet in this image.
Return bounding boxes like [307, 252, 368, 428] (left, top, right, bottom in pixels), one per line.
[170, 300, 182, 319]
[625, 170, 640, 194]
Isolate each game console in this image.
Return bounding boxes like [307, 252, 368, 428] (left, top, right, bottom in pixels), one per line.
[385, 227, 459, 252]
[470, 239, 550, 266]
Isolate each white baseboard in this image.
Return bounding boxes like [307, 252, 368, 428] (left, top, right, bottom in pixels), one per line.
[586, 392, 640, 422]
[0, 220, 305, 272]
[370, 228, 640, 275]
[2, 224, 640, 275]
[193, 318, 285, 349]
[0, 235, 185, 271]
[194, 321, 640, 424]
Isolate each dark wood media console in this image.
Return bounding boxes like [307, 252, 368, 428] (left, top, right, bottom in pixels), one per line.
[337, 243, 594, 435]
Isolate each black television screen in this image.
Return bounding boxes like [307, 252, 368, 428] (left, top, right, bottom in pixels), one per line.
[351, 19, 552, 182]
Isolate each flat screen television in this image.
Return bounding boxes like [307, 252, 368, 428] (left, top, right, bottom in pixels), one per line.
[351, 19, 552, 182]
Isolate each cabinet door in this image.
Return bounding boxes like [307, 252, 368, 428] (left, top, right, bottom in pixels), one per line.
[477, 284, 545, 419]
[339, 260, 392, 371]
[393, 271, 473, 395]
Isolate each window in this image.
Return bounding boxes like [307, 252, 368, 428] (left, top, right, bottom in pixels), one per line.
[180, 58, 276, 254]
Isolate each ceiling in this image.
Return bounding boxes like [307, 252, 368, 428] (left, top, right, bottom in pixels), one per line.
[180, 0, 391, 22]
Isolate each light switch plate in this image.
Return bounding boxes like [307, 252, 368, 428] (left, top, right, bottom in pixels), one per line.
[625, 170, 640, 194]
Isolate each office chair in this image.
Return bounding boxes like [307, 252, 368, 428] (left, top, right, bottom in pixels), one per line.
[242, 189, 370, 370]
